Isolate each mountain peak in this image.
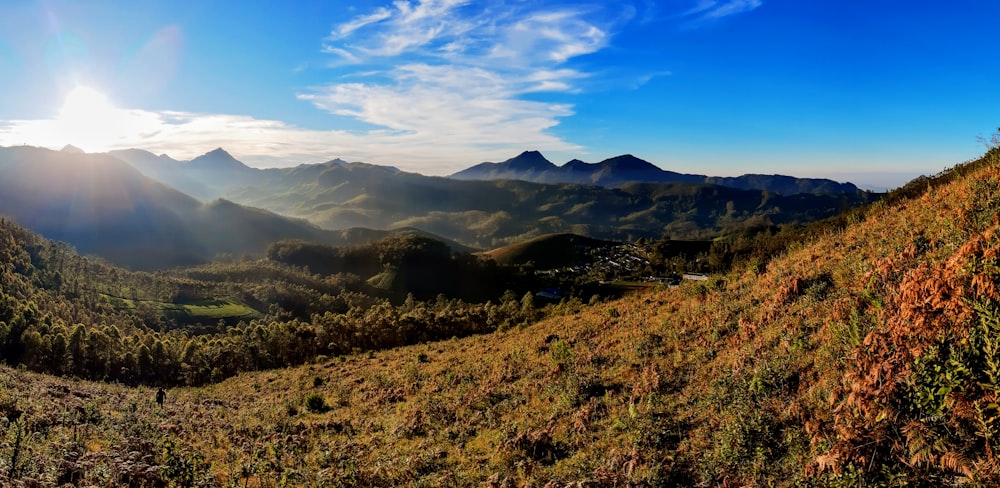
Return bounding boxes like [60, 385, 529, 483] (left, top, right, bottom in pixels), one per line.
[502, 150, 555, 171]
[61, 144, 85, 154]
[563, 159, 593, 171]
[449, 151, 555, 180]
[599, 154, 659, 171]
[187, 148, 251, 171]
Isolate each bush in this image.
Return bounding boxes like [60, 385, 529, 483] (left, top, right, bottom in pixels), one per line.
[304, 392, 328, 413]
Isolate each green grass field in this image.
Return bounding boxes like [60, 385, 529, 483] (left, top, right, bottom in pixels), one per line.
[167, 299, 258, 320]
[101, 294, 259, 323]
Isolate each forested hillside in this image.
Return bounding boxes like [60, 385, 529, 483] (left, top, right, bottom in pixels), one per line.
[0, 219, 551, 388]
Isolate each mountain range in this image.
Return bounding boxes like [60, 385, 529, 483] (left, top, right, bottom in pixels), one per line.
[0, 144, 880, 270]
[110, 147, 877, 251]
[452, 150, 861, 194]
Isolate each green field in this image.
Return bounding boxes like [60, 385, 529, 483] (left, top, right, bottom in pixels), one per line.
[167, 299, 258, 320]
[101, 295, 259, 323]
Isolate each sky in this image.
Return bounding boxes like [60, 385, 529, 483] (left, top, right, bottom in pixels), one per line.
[0, 1, 998, 189]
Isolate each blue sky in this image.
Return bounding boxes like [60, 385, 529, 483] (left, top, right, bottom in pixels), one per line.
[0, 1, 998, 189]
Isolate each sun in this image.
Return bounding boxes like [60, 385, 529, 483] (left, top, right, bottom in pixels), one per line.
[53, 85, 128, 152]
[60, 86, 115, 121]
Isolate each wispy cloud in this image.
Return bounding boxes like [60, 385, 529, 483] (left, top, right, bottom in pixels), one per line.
[328, 0, 480, 58]
[632, 71, 673, 90]
[328, 7, 392, 40]
[324, 1, 613, 70]
[679, 0, 762, 24]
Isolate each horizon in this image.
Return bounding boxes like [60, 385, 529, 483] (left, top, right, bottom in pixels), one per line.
[4, 142, 906, 191]
[1, 1, 997, 190]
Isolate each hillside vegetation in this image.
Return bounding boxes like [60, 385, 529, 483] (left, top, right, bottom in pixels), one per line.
[266, 235, 526, 302]
[0, 146, 997, 486]
[0, 220, 553, 388]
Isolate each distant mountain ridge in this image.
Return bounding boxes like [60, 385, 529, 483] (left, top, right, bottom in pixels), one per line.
[109, 147, 261, 200]
[110, 147, 877, 251]
[451, 151, 860, 195]
[0, 146, 462, 269]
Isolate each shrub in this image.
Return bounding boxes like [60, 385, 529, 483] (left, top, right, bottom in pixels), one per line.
[304, 392, 328, 413]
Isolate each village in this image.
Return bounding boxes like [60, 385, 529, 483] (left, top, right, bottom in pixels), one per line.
[531, 241, 710, 297]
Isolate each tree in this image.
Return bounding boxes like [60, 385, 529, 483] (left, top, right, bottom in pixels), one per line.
[520, 292, 537, 324]
[136, 344, 153, 382]
[48, 332, 68, 375]
[20, 330, 44, 369]
[85, 329, 111, 379]
[69, 324, 88, 376]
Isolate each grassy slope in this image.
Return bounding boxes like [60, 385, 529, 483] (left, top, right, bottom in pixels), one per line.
[3, 151, 999, 486]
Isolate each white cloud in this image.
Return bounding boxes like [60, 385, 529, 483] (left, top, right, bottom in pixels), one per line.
[298, 63, 576, 145]
[498, 10, 608, 63]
